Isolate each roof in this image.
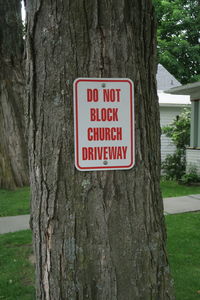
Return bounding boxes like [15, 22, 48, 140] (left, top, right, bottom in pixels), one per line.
[156, 64, 181, 91]
[165, 81, 200, 101]
[158, 91, 190, 107]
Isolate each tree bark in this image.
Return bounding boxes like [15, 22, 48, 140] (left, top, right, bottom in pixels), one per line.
[26, 0, 174, 299]
[0, 0, 29, 189]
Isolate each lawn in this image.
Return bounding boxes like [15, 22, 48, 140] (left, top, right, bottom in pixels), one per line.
[166, 212, 200, 300]
[0, 213, 200, 299]
[0, 183, 200, 299]
[161, 180, 200, 198]
[0, 230, 35, 300]
[0, 187, 30, 217]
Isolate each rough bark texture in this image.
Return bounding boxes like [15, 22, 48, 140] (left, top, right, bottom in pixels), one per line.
[0, 0, 29, 189]
[26, 0, 174, 299]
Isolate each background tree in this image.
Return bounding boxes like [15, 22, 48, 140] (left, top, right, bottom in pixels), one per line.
[26, 0, 174, 299]
[0, 0, 29, 189]
[154, 0, 200, 84]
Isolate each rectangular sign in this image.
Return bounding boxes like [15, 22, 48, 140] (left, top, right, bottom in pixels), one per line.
[73, 78, 134, 171]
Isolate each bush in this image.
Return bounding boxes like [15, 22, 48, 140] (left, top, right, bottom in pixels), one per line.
[162, 108, 191, 149]
[180, 167, 200, 185]
[161, 108, 190, 180]
[161, 150, 186, 180]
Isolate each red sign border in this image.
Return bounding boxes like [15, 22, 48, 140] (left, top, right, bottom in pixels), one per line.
[74, 78, 134, 171]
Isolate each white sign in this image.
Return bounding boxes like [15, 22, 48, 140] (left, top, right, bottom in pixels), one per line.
[73, 78, 134, 171]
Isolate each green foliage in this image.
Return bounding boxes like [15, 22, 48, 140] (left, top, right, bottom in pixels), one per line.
[153, 0, 200, 84]
[0, 187, 30, 217]
[180, 167, 200, 185]
[161, 108, 191, 180]
[181, 172, 200, 185]
[162, 108, 191, 149]
[161, 149, 186, 180]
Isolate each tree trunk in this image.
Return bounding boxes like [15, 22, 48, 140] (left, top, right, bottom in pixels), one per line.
[0, 0, 29, 189]
[26, 0, 174, 299]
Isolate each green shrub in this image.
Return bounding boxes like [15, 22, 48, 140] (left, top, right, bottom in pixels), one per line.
[180, 167, 200, 185]
[161, 108, 190, 180]
[162, 108, 191, 149]
[161, 150, 186, 180]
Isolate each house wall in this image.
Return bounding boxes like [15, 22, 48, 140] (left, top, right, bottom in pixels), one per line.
[160, 106, 185, 161]
[190, 100, 200, 148]
[186, 149, 200, 175]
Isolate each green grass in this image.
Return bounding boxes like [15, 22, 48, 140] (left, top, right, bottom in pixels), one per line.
[0, 230, 35, 300]
[0, 187, 30, 217]
[161, 180, 200, 198]
[0, 214, 199, 299]
[166, 212, 200, 300]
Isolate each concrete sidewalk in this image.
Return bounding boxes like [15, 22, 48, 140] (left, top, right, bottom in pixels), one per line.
[0, 214, 30, 234]
[164, 194, 200, 214]
[1, 194, 200, 234]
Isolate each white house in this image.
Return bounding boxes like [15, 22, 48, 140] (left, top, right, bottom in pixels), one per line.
[156, 64, 191, 161]
[166, 81, 200, 174]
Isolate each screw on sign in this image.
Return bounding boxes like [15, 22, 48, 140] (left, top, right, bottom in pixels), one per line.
[73, 78, 135, 171]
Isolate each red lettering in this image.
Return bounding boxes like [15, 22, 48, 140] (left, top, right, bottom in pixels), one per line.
[116, 89, 121, 102]
[90, 108, 96, 121]
[87, 128, 92, 141]
[108, 147, 117, 159]
[103, 89, 121, 102]
[122, 146, 127, 159]
[87, 89, 99, 102]
[111, 128, 116, 140]
[88, 147, 94, 160]
[103, 147, 108, 160]
[103, 89, 109, 102]
[90, 108, 118, 122]
[87, 89, 93, 102]
[110, 89, 115, 102]
[93, 128, 99, 140]
[82, 148, 88, 160]
[93, 89, 99, 102]
[112, 108, 118, 121]
[116, 127, 122, 140]
[97, 147, 103, 160]
[101, 108, 106, 121]
[107, 108, 112, 121]
[82, 146, 127, 160]
[117, 147, 122, 159]
[87, 127, 122, 141]
[105, 128, 111, 140]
